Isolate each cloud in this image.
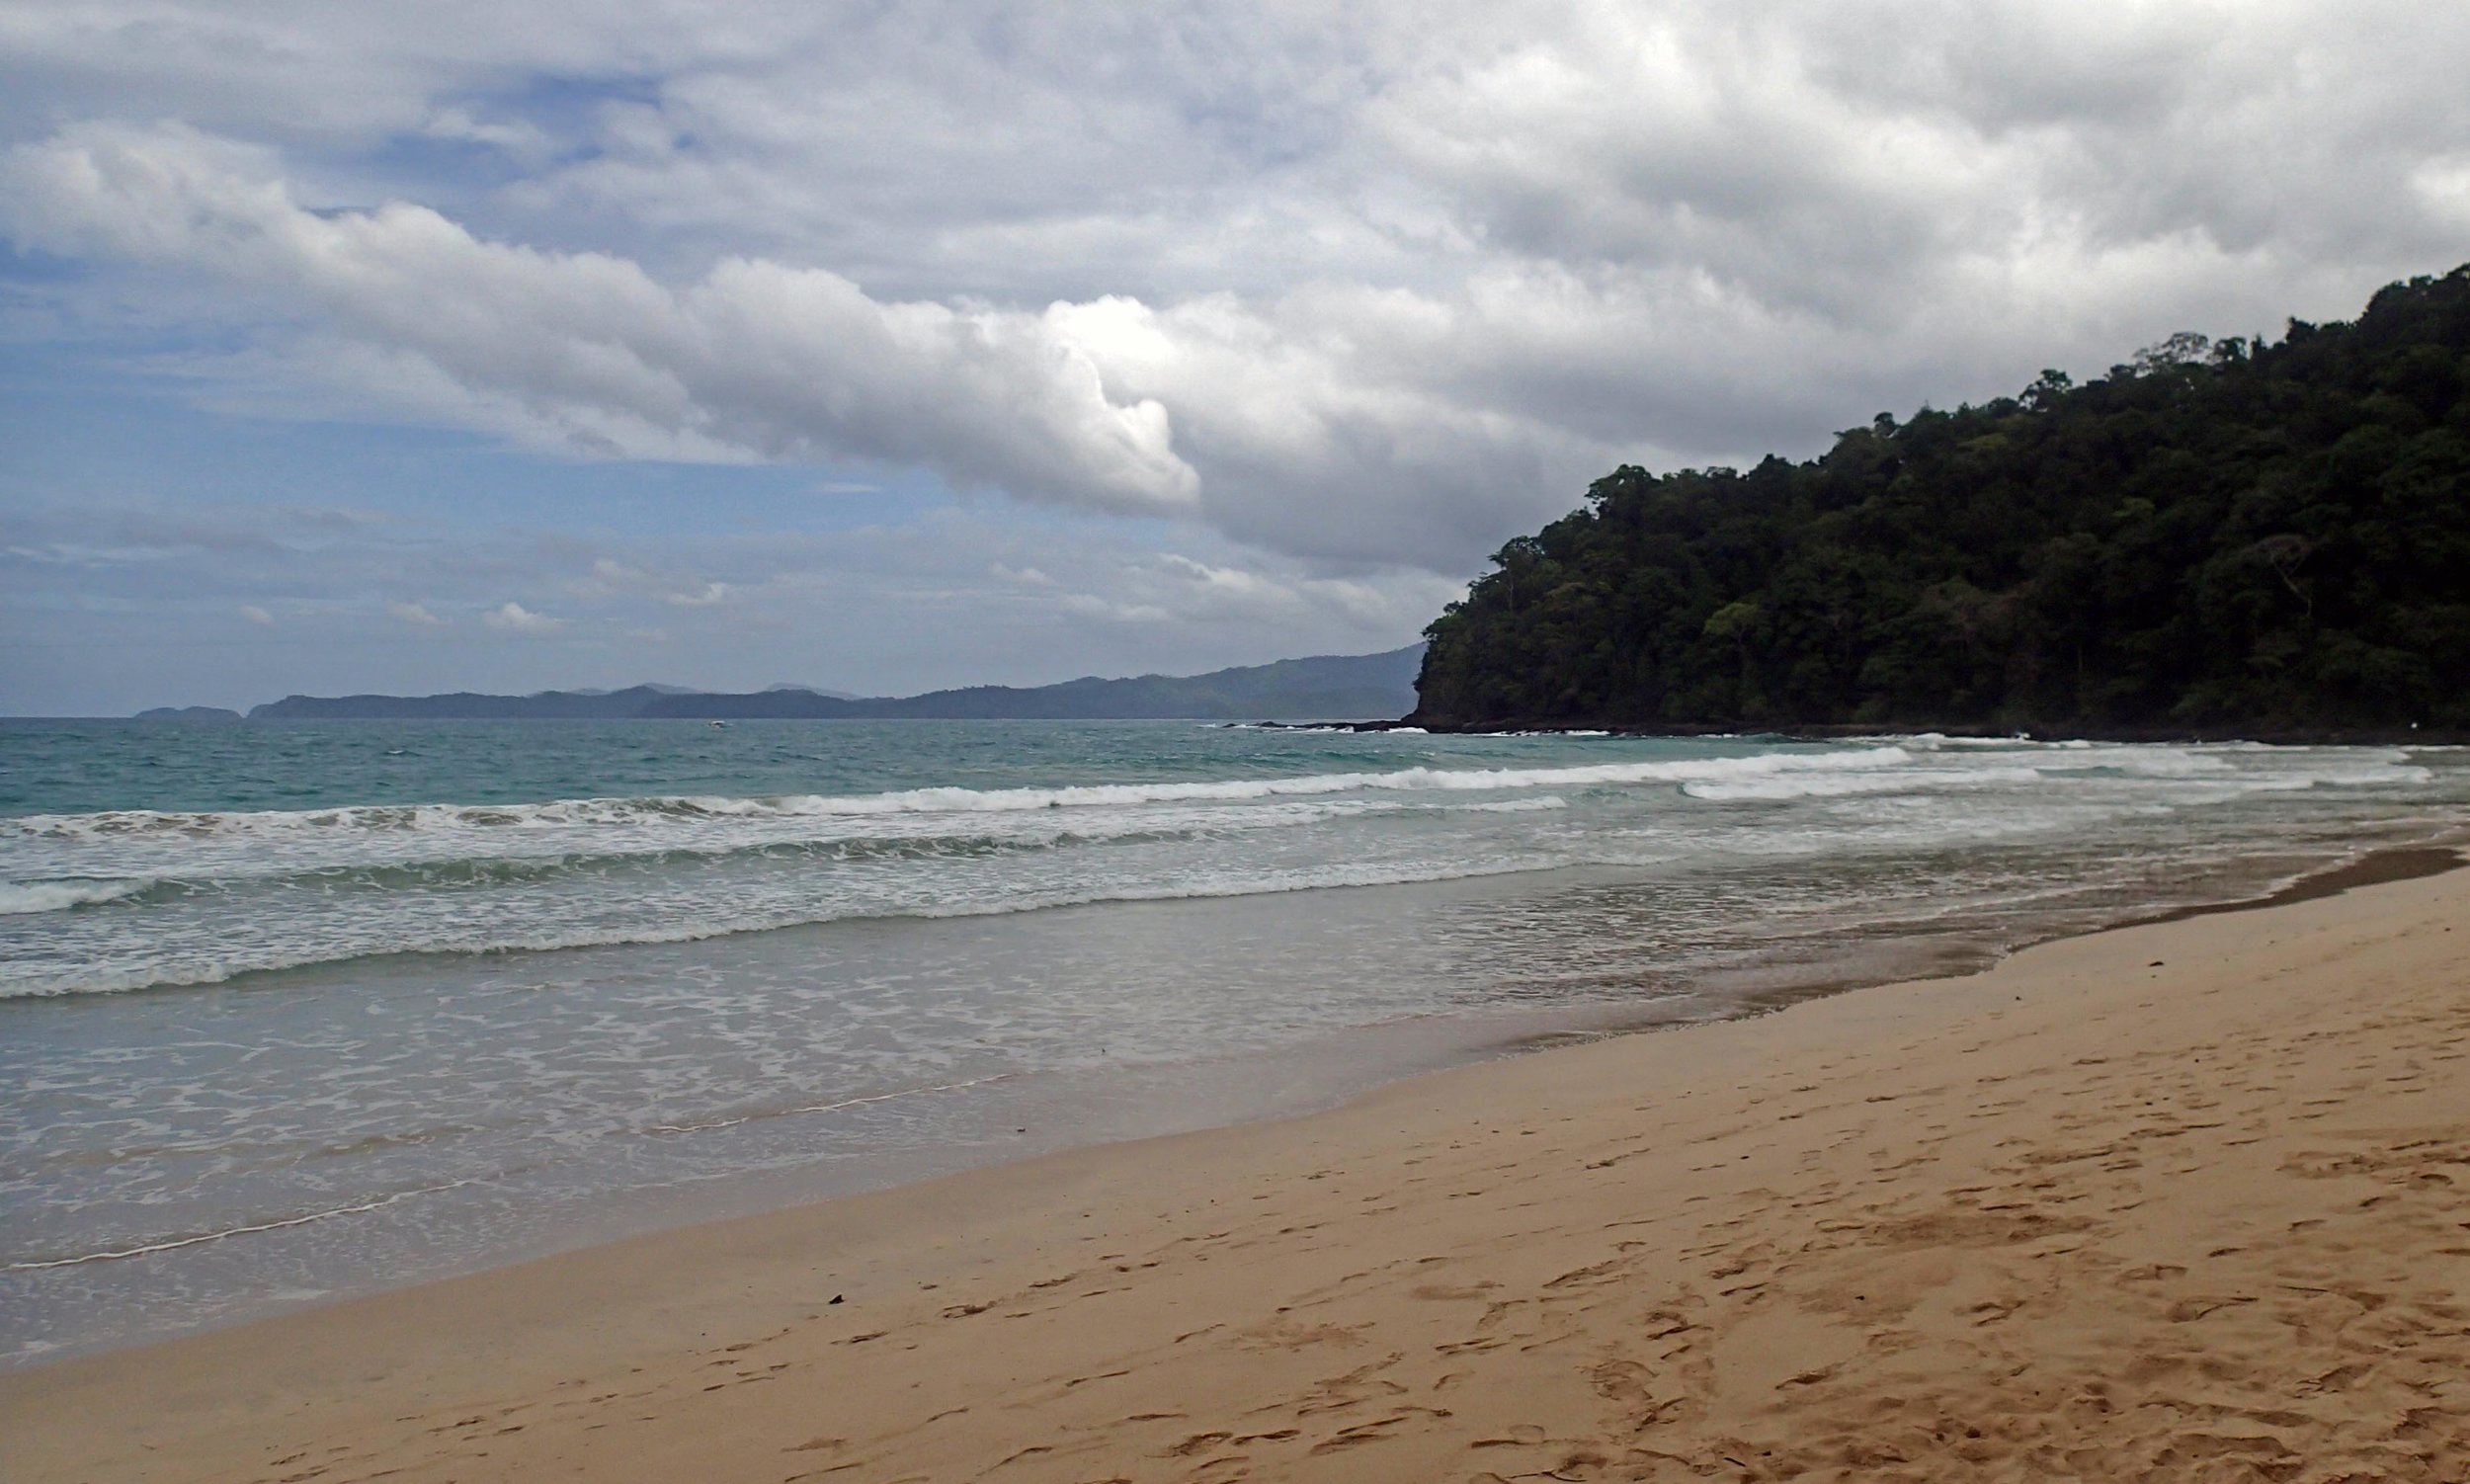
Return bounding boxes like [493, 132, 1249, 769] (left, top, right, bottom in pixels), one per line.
[1059, 592, 1173, 624]
[1155, 552, 1290, 609]
[482, 600, 564, 633]
[575, 555, 732, 608]
[7, 0, 2470, 593]
[238, 603, 274, 625]
[2416, 158, 2470, 230]
[3, 122, 1200, 516]
[386, 600, 445, 625]
[418, 107, 554, 167]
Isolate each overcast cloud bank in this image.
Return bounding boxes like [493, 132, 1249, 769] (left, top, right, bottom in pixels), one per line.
[5, 1, 2469, 708]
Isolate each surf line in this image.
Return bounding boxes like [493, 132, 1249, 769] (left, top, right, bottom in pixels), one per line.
[639, 1072, 1025, 1135]
[1, 1180, 483, 1272]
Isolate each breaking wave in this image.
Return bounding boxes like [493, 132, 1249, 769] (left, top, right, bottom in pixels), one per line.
[4, 747, 1926, 843]
[0, 740, 2440, 1001]
[0, 878, 151, 915]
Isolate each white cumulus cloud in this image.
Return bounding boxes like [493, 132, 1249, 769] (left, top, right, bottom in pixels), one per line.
[2, 122, 1200, 517]
[482, 601, 564, 633]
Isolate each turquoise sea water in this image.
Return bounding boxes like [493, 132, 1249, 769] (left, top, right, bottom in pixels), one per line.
[4, 718, 2466, 1363]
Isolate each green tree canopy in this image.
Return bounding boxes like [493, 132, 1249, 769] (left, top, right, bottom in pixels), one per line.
[1414, 265, 2470, 735]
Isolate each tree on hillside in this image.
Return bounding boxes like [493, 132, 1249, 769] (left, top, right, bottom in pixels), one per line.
[1414, 264, 2470, 733]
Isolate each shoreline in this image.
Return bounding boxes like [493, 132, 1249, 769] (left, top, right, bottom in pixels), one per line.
[1362, 718, 2470, 745]
[6, 847, 2467, 1480]
[6, 838, 2457, 1370]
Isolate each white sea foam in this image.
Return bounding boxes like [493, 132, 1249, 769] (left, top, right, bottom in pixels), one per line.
[0, 740, 2447, 1003]
[0, 853, 1559, 999]
[781, 749, 1917, 815]
[1681, 766, 2042, 801]
[0, 878, 149, 914]
[0, 1181, 480, 1272]
[2, 747, 1921, 842]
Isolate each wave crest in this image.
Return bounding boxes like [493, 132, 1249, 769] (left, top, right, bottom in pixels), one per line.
[4, 747, 1920, 842]
[0, 878, 150, 915]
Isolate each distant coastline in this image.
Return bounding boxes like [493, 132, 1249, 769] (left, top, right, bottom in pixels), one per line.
[134, 645, 1425, 723]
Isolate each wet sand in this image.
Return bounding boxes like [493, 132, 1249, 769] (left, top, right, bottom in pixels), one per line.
[5, 856, 2467, 1482]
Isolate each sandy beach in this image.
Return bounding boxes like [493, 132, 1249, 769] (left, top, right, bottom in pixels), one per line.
[7, 857, 2467, 1482]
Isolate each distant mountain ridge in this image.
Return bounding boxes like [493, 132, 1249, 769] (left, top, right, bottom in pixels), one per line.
[244, 646, 1424, 721]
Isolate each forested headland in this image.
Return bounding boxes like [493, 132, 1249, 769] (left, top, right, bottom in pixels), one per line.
[1411, 265, 2470, 738]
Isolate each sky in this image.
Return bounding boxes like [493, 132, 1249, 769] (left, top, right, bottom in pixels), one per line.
[5, 2, 2469, 714]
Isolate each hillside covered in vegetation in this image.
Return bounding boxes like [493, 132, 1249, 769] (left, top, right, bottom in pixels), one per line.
[1412, 266, 2470, 735]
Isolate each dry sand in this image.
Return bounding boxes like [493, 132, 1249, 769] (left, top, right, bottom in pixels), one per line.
[6, 861, 2468, 1483]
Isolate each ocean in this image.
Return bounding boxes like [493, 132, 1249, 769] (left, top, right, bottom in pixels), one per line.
[4, 718, 2466, 1365]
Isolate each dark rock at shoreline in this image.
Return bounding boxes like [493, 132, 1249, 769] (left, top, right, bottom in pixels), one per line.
[1392, 716, 2468, 745]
